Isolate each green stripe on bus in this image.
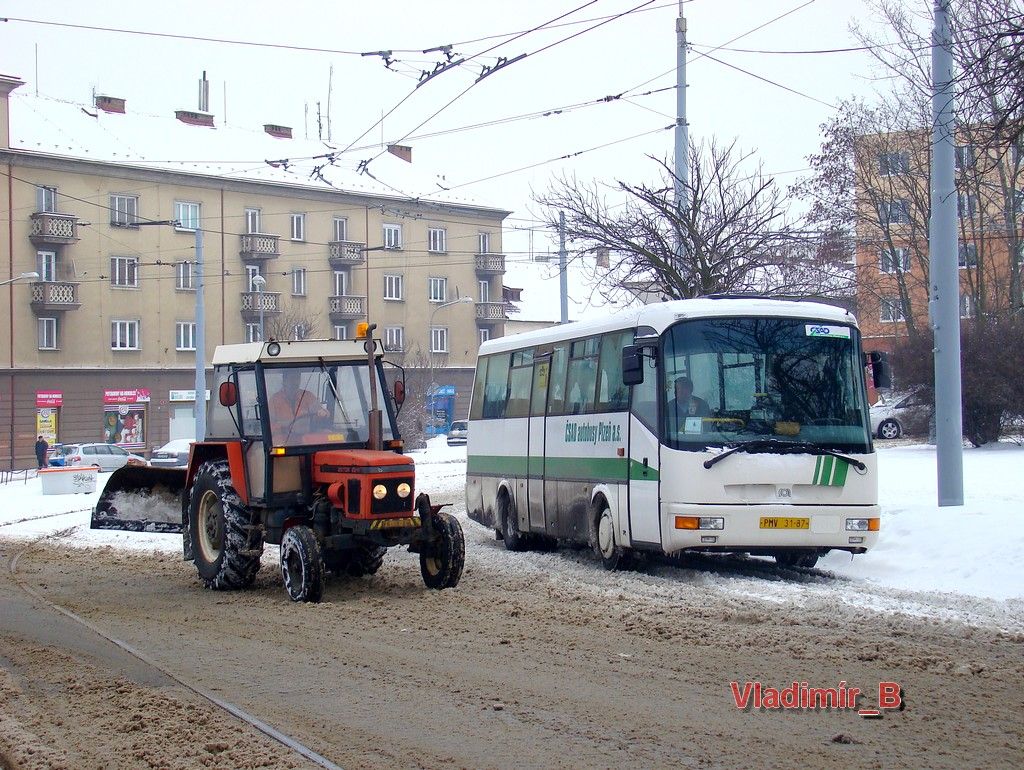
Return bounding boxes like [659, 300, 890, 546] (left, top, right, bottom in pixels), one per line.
[830, 458, 849, 486]
[819, 455, 834, 486]
[811, 455, 848, 486]
[467, 455, 660, 482]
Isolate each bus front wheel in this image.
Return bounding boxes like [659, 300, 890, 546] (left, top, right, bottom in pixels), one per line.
[595, 503, 631, 571]
[499, 493, 528, 552]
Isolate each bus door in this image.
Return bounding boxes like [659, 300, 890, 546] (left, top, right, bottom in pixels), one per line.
[526, 354, 551, 531]
[626, 358, 662, 547]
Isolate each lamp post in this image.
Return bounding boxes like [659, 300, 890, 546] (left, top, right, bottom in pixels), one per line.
[1, 271, 40, 286]
[427, 296, 474, 431]
[252, 274, 267, 341]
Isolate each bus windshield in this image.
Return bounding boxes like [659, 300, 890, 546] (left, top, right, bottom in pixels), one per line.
[660, 316, 871, 453]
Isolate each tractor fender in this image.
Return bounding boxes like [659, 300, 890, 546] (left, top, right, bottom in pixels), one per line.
[185, 441, 249, 505]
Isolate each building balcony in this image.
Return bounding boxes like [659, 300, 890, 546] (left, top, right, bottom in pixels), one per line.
[30, 281, 82, 313]
[239, 290, 282, 320]
[475, 301, 508, 323]
[328, 294, 366, 322]
[475, 253, 506, 275]
[328, 241, 366, 268]
[239, 233, 280, 260]
[29, 213, 80, 246]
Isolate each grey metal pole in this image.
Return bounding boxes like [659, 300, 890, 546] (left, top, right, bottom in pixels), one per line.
[930, 0, 963, 506]
[194, 227, 207, 442]
[258, 279, 265, 341]
[674, 2, 688, 200]
[559, 210, 568, 324]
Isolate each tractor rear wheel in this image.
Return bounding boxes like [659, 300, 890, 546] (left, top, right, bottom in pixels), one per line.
[280, 525, 325, 603]
[420, 512, 465, 590]
[188, 460, 262, 590]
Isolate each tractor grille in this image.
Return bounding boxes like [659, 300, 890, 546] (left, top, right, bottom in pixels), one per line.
[371, 477, 415, 515]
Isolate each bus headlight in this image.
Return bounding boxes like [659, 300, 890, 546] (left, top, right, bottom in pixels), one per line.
[846, 518, 880, 531]
[372, 484, 388, 500]
[396, 482, 411, 498]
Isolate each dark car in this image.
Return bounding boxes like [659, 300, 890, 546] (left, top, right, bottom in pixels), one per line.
[447, 419, 469, 446]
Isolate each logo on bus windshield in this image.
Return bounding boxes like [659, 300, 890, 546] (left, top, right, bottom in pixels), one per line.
[805, 324, 851, 339]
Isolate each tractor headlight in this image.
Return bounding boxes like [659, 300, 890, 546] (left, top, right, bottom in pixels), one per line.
[396, 482, 411, 498]
[372, 484, 388, 500]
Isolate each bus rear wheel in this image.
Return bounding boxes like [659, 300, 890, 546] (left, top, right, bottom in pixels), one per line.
[595, 504, 630, 571]
[499, 493, 528, 552]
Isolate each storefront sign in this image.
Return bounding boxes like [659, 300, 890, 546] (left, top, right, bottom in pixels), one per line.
[103, 388, 151, 405]
[36, 391, 63, 407]
[169, 389, 211, 402]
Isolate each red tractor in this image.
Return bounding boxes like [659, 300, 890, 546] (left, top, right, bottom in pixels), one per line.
[92, 332, 464, 602]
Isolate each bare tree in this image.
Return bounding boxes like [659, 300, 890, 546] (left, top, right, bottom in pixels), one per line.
[265, 305, 323, 342]
[533, 139, 850, 305]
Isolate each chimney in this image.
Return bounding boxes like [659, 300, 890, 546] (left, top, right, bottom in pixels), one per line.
[264, 123, 292, 139]
[175, 109, 215, 127]
[387, 144, 413, 163]
[0, 74, 25, 150]
[198, 71, 210, 113]
[595, 247, 609, 268]
[95, 94, 126, 114]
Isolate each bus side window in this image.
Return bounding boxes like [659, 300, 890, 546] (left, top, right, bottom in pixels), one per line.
[565, 338, 599, 415]
[596, 330, 632, 412]
[482, 353, 511, 419]
[469, 357, 488, 420]
[547, 344, 569, 416]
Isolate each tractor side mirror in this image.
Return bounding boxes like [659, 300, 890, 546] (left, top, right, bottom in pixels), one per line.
[393, 380, 406, 406]
[219, 381, 238, 407]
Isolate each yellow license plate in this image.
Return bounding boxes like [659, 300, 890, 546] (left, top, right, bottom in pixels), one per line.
[759, 517, 810, 530]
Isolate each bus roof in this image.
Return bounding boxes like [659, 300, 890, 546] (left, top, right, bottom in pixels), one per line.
[479, 297, 858, 355]
[211, 338, 378, 366]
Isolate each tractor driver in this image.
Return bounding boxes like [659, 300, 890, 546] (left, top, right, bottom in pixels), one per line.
[268, 369, 329, 437]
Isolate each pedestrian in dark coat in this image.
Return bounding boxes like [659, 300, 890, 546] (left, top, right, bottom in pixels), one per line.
[35, 435, 49, 469]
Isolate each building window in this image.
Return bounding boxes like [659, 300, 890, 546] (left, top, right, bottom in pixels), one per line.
[245, 265, 262, 292]
[175, 201, 200, 231]
[175, 261, 194, 290]
[959, 293, 973, 319]
[37, 186, 57, 213]
[878, 152, 910, 176]
[879, 247, 910, 274]
[384, 326, 404, 352]
[958, 192, 978, 218]
[110, 194, 139, 227]
[245, 208, 261, 234]
[428, 276, 447, 303]
[384, 273, 403, 301]
[958, 243, 978, 269]
[110, 256, 139, 288]
[430, 327, 448, 354]
[478, 280, 490, 303]
[111, 320, 140, 350]
[292, 324, 307, 341]
[38, 317, 57, 350]
[245, 323, 262, 343]
[383, 223, 402, 249]
[955, 145, 975, 170]
[428, 227, 447, 253]
[292, 268, 307, 296]
[878, 200, 910, 226]
[333, 270, 347, 296]
[176, 321, 197, 351]
[479, 328, 491, 345]
[478, 232, 491, 254]
[333, 325, 348, 341]
[37, 250, 56, 282]
[879, 297, 905, 323]
[333, 216, 348, 242]
[290, 213, 305, 241]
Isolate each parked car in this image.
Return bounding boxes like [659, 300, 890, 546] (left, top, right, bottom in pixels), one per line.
[51, 443, 146, 471]
[870, 391, 931, 439]
[148, 438, 194, 468]
[447, 419, 469, 446]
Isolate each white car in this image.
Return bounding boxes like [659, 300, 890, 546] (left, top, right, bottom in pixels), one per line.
[58, 443, 147, 471]
[447, 419, 469, 446]
[870, 391, 930, 439]
[148, 438, 194, 468]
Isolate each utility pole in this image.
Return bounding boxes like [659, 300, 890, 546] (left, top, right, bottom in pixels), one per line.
[930, 0, 963, 506]
[194, 227, 207, 442]
[558, 211, 568, 324]
[674, 1, 689, 201]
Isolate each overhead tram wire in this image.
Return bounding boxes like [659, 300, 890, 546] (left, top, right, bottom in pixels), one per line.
[699, 52, 836, 109]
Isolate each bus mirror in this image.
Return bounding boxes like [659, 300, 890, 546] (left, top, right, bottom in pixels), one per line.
[622, 345, 644, 386]
[393, 380, 406, 406]
[219, 381, 238, 407]
[872, 360, 892, 389]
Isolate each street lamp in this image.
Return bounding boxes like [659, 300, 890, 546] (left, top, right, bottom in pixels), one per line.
[252, 274, 267, 341]
[427, 296, 474, 430]
[0, 271, 40, 286]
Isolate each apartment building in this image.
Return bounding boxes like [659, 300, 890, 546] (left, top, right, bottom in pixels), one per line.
[0, 75, 510, 467]
[854, 126, 1023, 352]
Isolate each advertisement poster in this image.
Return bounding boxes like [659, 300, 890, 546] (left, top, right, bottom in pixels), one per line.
[102, 389, 149, 449]
[35, 392, 62, 445]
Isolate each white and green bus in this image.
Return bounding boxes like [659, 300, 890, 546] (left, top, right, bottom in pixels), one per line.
[465, 298, 880, 570]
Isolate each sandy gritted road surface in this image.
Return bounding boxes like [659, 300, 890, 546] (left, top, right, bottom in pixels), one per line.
[2, 517, 1023, 770]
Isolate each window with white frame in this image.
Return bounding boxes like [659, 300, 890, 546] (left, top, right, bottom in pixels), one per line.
[110, 256, 139, 287]
[958, 192, 978, 218]
[290, 213, 305, 241]
[879, 247, 910, 274]
[383, 223, 402, 249]
[111, 319, 140, 349]
[878, 151, 910, 176]
[245, 265, 262, 291]
[244, 208, 261, 234]
[333, 270, 347, 296]
[292, 324, 307, 341]
[428, 227, 447, 253]
[958, 242, 978, 268]
[478, 280, 490, 303]
[384, 273, 403, 300]
[428, 276, 447, 303]
[384, 326, 404, 352]
[959, 293, 973, 319]
[175, 261, 194, 290]
[174, 201, 200, 231]
[333, 325, 348, 341]
[176, 321, 197, 351]
[430, 326, 448, 353]
[37, 186, 57, 213]
[245, 323, 262, 343]
[37, 250, 56, 282]
[478, 231, 491, 254]
[38, 317, 57, 350]
[109, 194, 139, 227]
[333, 216, 348, 242]
[479, 328, 491, 346]
[879, 297, 905, 323]
[292, 268, 307, 296]
[955, 145, 975, 170]
[878, 200, 910, 226]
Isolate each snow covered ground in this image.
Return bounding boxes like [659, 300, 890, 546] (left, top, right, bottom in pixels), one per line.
[2, 441, 1021, 608]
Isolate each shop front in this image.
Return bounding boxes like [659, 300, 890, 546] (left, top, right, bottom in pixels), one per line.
[102, 388, 150, 450]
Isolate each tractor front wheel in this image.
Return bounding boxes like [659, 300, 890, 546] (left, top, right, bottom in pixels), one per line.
[280, 525, 325, 603]
[420, 512, 465, 590]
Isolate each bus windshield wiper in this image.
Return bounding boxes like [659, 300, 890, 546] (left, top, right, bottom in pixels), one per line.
[702, 439, 866, 471]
